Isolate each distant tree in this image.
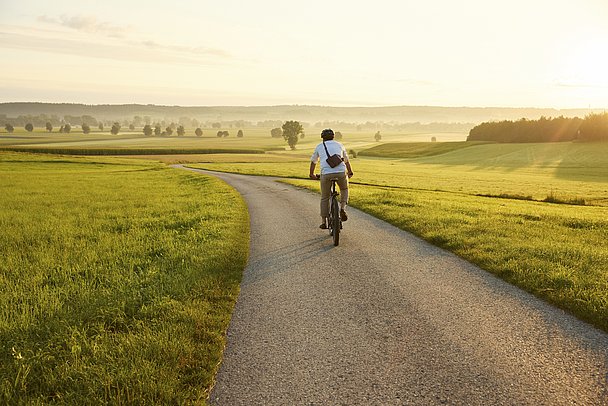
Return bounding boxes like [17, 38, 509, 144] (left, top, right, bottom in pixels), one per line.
[431, 136, 437, 142]
[98, 123, 104, 131]
[129, 124, 135, 131]
[64, 124, 71, 133]
[25, 123, 34, 132]
[349, 149, 357, 158]
[579, 113, 608, 142]
[195, 127, 203, 137]
[177, 125, 185, 136]
[237, 129, 244, 138]
[81, 115, 98, 126]
[133, 116, 143, 127]
[271, 127, 283, 138]
[223, 130, 230, 137]
[45, 122, 53, 132]
[300, 132, 305, 139]
[169, 122, 177, 130]
[5, 123, 14, 133]
[154, 124, 162, 136]
[212, 122, 221, 129]
[143, 124, 153, 136]
[111, 122, 120, 135]
[59, 125, 64, 133]
[165, 126, 173, 136]
[217, 130, 223, 138]
[282, 120, 304, 150]
[335, 131, 343, 140]
[82, 123, 91, 134]
[374, 131, 381, 141]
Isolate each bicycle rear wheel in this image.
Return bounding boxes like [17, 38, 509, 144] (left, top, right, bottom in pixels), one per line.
[331, 197, 340, 246]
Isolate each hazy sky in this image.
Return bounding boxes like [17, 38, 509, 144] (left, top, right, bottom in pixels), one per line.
[1, 0, 607, 108]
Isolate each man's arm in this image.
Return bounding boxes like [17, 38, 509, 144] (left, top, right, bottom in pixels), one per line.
[345, 161, 354, 178]
[309, 161, 317, 179]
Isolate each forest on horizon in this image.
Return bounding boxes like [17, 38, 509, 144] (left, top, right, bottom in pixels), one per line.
[0, 102, 604, 125]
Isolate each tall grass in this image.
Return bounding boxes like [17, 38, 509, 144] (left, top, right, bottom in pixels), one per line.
[0, 152, 249, 404]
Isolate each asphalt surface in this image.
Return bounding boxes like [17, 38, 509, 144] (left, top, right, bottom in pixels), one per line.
[177, 166, 608, 405]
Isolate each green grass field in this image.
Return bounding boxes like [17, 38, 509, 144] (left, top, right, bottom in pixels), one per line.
[188, 142, 608, 332]
[0, 152, 248, 404]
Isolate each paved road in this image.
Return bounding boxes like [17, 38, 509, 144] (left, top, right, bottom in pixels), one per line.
[177, 166, 608, 405]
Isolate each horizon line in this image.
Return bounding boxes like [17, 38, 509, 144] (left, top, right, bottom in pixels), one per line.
[0, 101, 606, 111]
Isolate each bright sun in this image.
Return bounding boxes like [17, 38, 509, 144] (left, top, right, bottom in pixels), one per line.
[560, 37, 608, 87]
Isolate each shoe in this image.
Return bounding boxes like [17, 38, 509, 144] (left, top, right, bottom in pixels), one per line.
[319, 222, 328, 229]
[340, 209, 348, 221]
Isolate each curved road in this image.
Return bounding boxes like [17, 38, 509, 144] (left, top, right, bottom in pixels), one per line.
[177, 166, 608, 405]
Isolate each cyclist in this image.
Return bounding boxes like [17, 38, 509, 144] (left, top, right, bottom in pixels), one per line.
[309, 128, 354, 229]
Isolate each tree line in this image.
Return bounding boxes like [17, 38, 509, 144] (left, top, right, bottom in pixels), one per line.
[467, 113, 608, 143]
[0, 112, 476, 135]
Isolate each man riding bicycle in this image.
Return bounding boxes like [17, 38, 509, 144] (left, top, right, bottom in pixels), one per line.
[309, 128, 354, 229]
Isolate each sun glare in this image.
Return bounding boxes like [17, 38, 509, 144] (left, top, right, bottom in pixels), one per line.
[559, 37, 608, 88]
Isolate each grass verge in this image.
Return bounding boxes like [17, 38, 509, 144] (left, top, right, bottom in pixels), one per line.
[0, 152, 249, 404]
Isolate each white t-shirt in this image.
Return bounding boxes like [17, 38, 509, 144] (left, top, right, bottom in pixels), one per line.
[311, 140, 349, 174]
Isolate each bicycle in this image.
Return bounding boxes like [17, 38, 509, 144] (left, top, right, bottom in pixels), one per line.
[328, 178, 342, 246]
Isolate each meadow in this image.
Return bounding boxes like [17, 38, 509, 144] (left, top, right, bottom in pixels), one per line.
[0, 151, 248, 404]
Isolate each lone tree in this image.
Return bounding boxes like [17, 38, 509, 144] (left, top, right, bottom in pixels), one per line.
[165, 126, 173, 136]
[237, 129, 244, 138]
[25, 123, 34, 132]
[335, 131, 343, 140]
[176, 125, 185, 136]
[282, 120, 304, 150]
[5, 124, 14, 133]
[154, 124, 162, 136]
[195, 127, 203, 137]
[111, 122, 121, 135]
[270, 127, 282, 138]
[98, 123, 104, 131]
[64, 124, 71, 133]
[82, 124, 91, 134]
[45, 122, 53, 132]
[374, 131, 381, 142]
[143, 124, 153, 136]
[223, 130, 230, 137]
[216, 130, 223, 138]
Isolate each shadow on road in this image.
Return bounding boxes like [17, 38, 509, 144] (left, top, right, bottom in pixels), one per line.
[242, 235, 334, 286]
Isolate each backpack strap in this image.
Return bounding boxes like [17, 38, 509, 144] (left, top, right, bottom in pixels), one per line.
[322, 140, 331, 157]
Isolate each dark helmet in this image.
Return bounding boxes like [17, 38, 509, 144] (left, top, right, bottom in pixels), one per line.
[321, 128, 334, 140]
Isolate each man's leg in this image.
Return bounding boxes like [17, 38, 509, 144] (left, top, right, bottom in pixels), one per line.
[336, 173, 349, 210]
[319, 174, 331, 226]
